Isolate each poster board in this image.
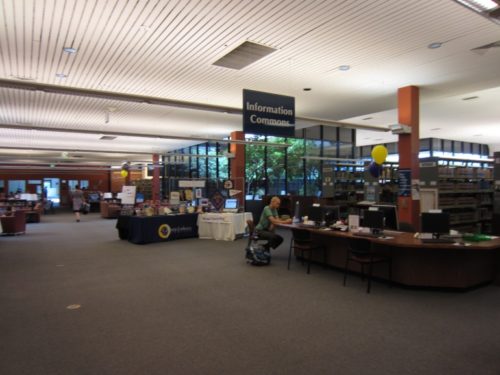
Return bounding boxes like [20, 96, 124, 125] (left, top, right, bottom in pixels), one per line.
[121, 185, 137, 205]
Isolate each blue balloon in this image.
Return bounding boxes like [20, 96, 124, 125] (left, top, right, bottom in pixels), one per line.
[368, 162, 382, 178]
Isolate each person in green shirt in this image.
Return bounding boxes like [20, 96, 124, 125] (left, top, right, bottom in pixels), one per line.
[256, 196, 292, 250]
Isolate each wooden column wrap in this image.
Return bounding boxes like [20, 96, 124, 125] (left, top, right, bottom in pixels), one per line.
[230, 131, 245, 206]
[397, 86, 420, 229]
[152, 153, 160, 201]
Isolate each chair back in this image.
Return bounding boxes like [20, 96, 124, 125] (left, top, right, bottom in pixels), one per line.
[1, 210, 26, 234]
[291, 227, 313, 244]
[348, 237, 372, 256]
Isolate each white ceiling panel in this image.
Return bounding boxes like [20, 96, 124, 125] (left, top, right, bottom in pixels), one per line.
[1, 0, 500, 166]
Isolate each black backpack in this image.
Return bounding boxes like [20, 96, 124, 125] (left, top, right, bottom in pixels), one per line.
[245, 238, 271, 266]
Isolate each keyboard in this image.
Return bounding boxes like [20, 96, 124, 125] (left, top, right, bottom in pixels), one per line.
[420, 238, 456, 244]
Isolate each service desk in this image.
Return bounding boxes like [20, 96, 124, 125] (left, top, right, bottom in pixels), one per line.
[282, 224, 500, 289]
[197, 212, 253, 241]
[116, 214, 198, 244]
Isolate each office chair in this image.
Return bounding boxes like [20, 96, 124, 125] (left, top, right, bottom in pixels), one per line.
[343, 237, 392, 293]
[288, 228, 326, 274]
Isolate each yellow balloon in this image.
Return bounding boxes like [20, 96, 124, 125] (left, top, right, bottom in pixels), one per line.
[120, 169, 128, 178]
[371, 145, 388, 164]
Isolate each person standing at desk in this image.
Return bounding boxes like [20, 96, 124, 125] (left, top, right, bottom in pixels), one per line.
[256, 196, 292, 250]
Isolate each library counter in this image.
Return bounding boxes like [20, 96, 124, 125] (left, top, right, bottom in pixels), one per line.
[281, 224, 500, 289]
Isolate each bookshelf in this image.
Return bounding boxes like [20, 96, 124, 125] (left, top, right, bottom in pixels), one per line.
[420, 157, 494, 233]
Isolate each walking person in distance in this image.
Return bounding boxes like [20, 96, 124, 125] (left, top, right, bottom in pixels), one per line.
[72, 185, 85, 222]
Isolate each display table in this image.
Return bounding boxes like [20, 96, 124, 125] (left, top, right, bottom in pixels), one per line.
[197, 212, 253, 241]
[116, 214, 198, 244]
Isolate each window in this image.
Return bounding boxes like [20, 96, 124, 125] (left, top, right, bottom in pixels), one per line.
[245, 134, 266, 199]
[267, 136, 286, 195]
[8, 180, 26, 194]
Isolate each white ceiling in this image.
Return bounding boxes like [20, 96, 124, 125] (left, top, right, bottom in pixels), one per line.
[0, 0, 499, 166]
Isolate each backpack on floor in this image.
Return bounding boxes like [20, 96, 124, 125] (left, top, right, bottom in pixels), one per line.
[245, 240, 271, 266]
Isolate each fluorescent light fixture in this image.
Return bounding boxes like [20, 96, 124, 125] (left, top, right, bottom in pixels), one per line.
[454, 0, 500, 24]
[455, 0, 498, 12]
[55, 73, 67, 78]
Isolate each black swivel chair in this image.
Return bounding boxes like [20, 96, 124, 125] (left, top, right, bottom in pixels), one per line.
[288, 228, 326, 274]
[343, 237, 392, 293]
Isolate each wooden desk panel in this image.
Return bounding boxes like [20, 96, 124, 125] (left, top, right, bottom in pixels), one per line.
[281, 224, 500, 289]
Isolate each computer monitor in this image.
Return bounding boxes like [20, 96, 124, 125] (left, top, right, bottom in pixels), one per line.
[323, 205, 340, 226]
[87, 193, 100, 202]
[373, 204, 399, 231]
[308, 205, 324, 224]
[103, 192, 113, 199]
[362, 209, 385, 233]
[224, 198, 238, 210]
[135, 193, 144, 204]
[421, 212, 450, 238]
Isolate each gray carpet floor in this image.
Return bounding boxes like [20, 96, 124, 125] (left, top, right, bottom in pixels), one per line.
[1, 212, 500, 375]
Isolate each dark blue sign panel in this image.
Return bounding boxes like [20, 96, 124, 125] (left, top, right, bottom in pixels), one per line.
[398, 169, 411, 197]
[243, 89, 295, 137]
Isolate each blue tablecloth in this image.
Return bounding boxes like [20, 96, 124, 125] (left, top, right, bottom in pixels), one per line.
[116, 214, 198, 244]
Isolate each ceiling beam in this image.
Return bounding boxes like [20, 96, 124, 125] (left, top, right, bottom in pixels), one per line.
[0, 123, 289, 148]
[0, 79, 388, 132]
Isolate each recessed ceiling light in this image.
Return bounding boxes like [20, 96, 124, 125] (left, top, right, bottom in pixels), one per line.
[362, 117, 373, 120]
[55, 73, 67, 78]
[462, 96, 479, 101]
[303, 88, 312, 91]
[430, 128, 441, 131]
[63, 47, 77, 54]
[428, 42, 442, 49]
[338, 65, 350, 71]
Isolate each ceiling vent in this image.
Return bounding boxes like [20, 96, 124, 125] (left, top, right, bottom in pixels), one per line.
[213, 41, 276, 70]
[99, 135, 117, 141]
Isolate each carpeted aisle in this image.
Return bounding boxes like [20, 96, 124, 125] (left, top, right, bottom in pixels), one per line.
[1, 213, 500, 375]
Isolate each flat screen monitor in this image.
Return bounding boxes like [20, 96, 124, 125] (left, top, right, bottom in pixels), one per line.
[224, 198, 238, 209]
[373, 204, 399, 231]
[88, 193, 100, 202]
[362, 209, 385, 231]
[103, 192, 113, 199]
[421, 212, 450, 237]
[308, 205, 323, 224]
[135, 193, 144, 204]
[323, 205, 340, 226]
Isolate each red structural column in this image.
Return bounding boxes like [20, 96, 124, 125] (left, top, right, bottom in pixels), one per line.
[230, 131, 245, 206]
[152, 153, 160, 201]
[397, 86, 420, 229]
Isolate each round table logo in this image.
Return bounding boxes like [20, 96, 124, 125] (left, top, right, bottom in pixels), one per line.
[158, 224, 172, 239]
